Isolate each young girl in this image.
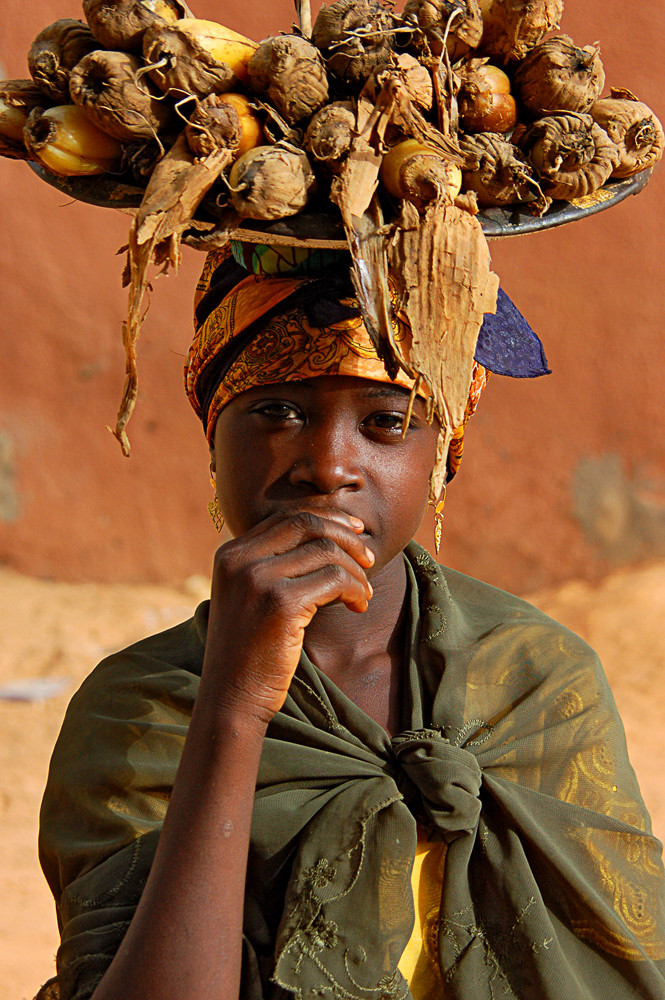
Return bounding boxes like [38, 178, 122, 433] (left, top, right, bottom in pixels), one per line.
[37, 246, 665, 1000]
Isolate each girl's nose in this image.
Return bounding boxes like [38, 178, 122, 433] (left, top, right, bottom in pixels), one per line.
[287, 423, 365, 494]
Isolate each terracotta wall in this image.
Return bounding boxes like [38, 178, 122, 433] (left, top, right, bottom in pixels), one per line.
[1, 0, 664, 592]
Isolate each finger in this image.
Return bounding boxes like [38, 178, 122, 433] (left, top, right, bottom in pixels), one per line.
[265, 536, 373, 599]
[282, 563, 373, 615]
[224, 510, 374, 569]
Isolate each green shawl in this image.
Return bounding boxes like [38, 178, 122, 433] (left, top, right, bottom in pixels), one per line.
[39, 545, 665, 1000]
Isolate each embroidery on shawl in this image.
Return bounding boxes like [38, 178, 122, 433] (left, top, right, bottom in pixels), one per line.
[271, 794, 409, 1000]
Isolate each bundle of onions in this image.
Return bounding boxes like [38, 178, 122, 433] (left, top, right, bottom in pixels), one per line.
[247, 35, 329, 125]
[28, 19, 99, 102]
[228, 144, 317, 219]
[403, 0, 483, 60]
[591, 90, 665, 179]
[312, 0, 395, 88]
[514, 34, 605, 116]
[478, 0, 563, 64]
[69, 50, 175, 142]
[460, 132, 547, 211]
[518, 112, 617, 200]
[82, 0, 193, 54]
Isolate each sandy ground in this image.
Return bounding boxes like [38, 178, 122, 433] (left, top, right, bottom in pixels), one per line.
[1, 563, 663, 1000]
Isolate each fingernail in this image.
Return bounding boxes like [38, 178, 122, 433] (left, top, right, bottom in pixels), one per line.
[364, 546, 375, 563]
[367, 582, 373, 597]
[349, 515, 364, 530]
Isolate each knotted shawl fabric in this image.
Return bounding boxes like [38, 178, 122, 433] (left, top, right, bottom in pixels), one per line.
[39, 545, 665, 1000]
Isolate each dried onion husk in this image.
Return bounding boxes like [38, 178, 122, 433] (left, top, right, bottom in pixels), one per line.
[247, 35, 329, 125]
[387, 198, 499, 500]
[591, 89, 664, 179]
[459, 132, 548, 212]
[403, 0, 483, 60]
[0, 80, 49, 159]
[514, 35, 605, 116]
[116, 130, 234, 454]
[69, 50, 175, 142]
[367, 53, 433, 112]
[312, 0, 395, 88]
[28, 20, 100, 103]
[304, 101, 356, 174]
[82, 0, 193, 54]
[228, 144, 317, 220]
[478, 0, 563, 64]
[518, 112, 617, 200]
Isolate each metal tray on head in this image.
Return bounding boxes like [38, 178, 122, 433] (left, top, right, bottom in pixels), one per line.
[28, 160, 652, 246]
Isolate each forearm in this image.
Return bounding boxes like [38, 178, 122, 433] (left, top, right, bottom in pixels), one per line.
[91, 691, 267, 1000]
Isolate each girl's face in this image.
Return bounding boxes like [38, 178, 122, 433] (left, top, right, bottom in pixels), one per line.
[211, 375, 440, 575]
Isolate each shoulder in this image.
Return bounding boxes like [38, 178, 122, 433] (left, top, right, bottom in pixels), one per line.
[39, 604, 209, 897]
[407, 543, 603, 690]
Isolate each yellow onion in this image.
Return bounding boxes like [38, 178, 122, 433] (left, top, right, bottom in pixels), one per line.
[478, 0, 563, 64]
[457, 58, 517, 134]
[514, 34, 605, 116]
[380, 138, 463, 207]
[517, 112, 617, 200]
[228, 144, 317, 219]
[591, 90, 664, 179]
[247, 35, 329, 125]
[23, 104, 122, 175]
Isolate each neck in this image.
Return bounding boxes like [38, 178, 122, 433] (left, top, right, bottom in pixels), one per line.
[302, 551, 409, 678]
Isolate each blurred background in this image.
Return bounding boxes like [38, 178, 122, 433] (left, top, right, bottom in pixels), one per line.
[1, 0, 664, 996]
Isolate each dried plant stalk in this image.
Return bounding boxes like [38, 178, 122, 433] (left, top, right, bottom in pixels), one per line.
[388, 200, 498, 499]
[479, 0, 563, 63]
[114, 132, 232, 454]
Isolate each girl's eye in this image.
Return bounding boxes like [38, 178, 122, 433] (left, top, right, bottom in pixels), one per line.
[364, 412, 407, 432]
[253, 402, 302, 421]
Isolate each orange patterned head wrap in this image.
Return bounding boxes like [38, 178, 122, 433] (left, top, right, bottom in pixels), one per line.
[184, 243, 489, 490]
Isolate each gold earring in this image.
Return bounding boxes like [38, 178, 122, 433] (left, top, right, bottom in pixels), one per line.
[429, 485, 447, 555]
[208, 466, 224, 533]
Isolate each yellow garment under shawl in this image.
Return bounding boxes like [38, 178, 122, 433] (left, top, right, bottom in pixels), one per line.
[398, 830, 447, 999]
